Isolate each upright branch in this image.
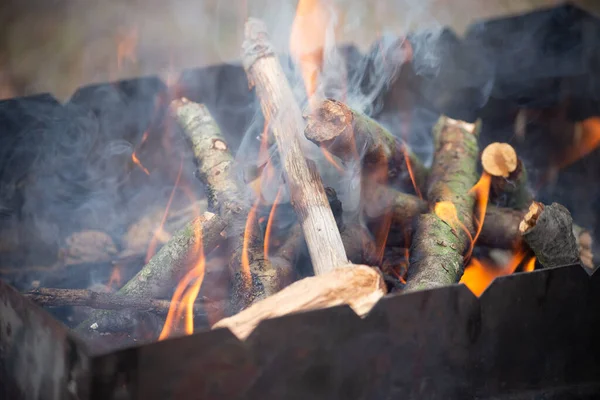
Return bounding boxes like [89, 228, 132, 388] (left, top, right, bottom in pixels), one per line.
[242, 18, 348, 275]
[519, 202, 581, 268]
[405, 117, 480, 291]
[481, 142, 532, 210]
[173, 99, 284, 305]
[304, 98, 428, 194]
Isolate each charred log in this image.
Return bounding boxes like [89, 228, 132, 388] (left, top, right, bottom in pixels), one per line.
[519, 202, 581, 268]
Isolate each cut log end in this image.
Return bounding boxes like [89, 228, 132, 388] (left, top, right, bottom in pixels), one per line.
[519, 201, 545, 233]
[304, 99, 353, 143]
[482, 142, 518, 178]
[212, 265, 386, 340]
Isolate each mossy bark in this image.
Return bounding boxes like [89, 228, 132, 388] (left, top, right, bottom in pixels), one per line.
[76, 212, 227, 333]
[405, 117, 480, 291]
[173, 99, 282, 308]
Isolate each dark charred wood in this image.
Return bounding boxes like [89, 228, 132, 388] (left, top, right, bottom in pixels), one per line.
[519, 202, 581, 268]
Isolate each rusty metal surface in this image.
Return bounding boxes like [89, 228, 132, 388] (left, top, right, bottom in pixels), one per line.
[87, 264, 600, 400]
[0, 279, 90, 400]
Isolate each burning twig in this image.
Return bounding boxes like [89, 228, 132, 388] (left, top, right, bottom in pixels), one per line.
[519, 202, 581, 268]
[171, 99, 284, 306]
[405, 117, 480, 291]
[242, 18, 348, 275]
[213, 265, 386, 340]
[76, 212, 228, 333]
[304, 98, 428, 194]
[481, 142, 532, 209]
[25, 288, 212, 317]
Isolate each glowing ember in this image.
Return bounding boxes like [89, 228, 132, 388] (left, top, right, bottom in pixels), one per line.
[403, 147, 422, 199]
[523, 256, 536, 272]
[290, 0, 332, 107]
[159, 222, 206, 340]
[264, 188, 282, 259]
[467, 172, 492, 258]
[241, 200, 260, 289]
[145, 159, 183, 263]
[131, 131, 150, 175]
[106, 266, 122, 290]
[460, 249, 528, 297]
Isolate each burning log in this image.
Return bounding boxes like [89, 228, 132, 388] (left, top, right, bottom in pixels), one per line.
[405, 117, 480, 291]
[481, 142, 532, 209]
[212, 264, 386, 340]
[304, 98, 427, 194]
[24, 288, 211, 317]
[242, 18, 348, 275]
[172, 99, 283, 305]
[519, 202, 581, 268]
[76, 212, 227, 333]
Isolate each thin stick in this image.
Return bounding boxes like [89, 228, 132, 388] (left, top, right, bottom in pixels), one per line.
[242, 18, 348, 275]
[25, 288, 209, 317]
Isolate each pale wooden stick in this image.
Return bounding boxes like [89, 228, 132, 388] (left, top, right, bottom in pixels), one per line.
[242, 18, 348, 275]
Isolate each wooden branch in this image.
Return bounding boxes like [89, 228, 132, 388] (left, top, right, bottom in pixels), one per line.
[304, 98, 427, 194]
[242, 18, 348, 275]
[76, 212, 228, 333]
[24, 288, 209, 317]
[519, 202, 581, 268]
[482, 142, 532, 210]
[212, 265, 386, 340]
[173, 99, 285, 308]
[405, 117, 480, 291]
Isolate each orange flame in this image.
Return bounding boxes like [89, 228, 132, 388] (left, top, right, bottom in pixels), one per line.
[159, 220, 206, 340]
[116, 26, 138, 70]
[264, 188, 282, 259]
[132, 131, 150, 175]
[320, 144, 345, 173]
[559, 117, 600, 168]
[107, 266, 122, 290]
[241, 200, 260, 289]
[290, 0, 332, 107]
[145, 158, 183, 263]
[403, 148, 422, 199]
[460, 249, 528, 297]
[468, 172, 492, 257]
[523, 256, 536, 272]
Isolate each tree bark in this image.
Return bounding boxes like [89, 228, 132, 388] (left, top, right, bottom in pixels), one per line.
[405, 117, 480, 291]
[519, 202, 581, 268]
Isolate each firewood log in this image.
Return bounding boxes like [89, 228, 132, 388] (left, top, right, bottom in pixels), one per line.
[405, 117, 480, 291]
[481, 142, 532, 210]
[212, 265, 386, 340]
[304, 98, 427, 195]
